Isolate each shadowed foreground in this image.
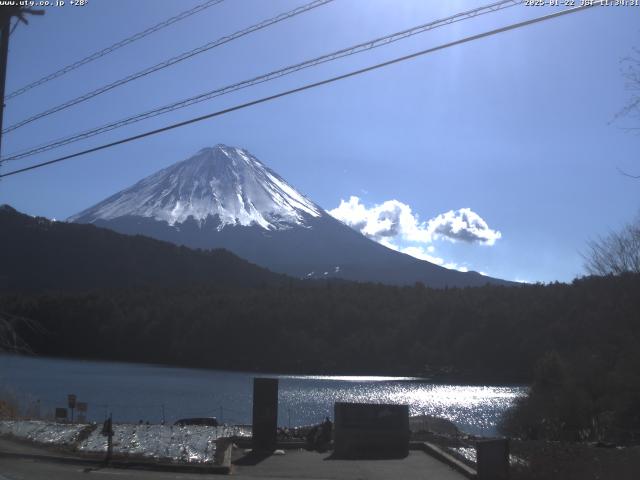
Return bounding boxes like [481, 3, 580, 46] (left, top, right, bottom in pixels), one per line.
[0, 436, 467, 480]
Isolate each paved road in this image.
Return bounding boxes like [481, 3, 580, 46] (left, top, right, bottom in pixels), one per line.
[232, 449, 468, 479]
[0, 438, 78, 457]
[0, 437, 468, 479]
[0, 457, 216, 480]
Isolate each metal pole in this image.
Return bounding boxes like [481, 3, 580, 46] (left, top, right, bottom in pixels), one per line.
[161, 404, 165, 425]
[106, 414, 113, 464]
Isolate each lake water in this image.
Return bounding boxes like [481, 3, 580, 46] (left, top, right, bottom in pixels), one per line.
[1, 354, 526, 436]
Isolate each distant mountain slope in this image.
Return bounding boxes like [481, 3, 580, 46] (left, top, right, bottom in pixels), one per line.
[0, 205, 288, 292]
[70, 144, 513, 288]
[70, 144, 321, 230]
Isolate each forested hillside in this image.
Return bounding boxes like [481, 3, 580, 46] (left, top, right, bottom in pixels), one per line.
[4, 274, 639, 383]
[0, 205, 289, 291]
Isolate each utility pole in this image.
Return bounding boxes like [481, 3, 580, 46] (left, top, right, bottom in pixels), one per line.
[0, 9, 12, 157]
[0, 6, 44, 157]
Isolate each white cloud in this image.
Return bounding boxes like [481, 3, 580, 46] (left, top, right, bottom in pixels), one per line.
[329, 196, 501, 272]
[328, 196, 431, 243]
[426, 208, 502, 246]
[329, 196, 501, 246]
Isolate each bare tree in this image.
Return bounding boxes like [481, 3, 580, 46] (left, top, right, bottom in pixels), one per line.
[584, 218, 640, 275]
[617, 48, 640, 125]
[614, 48, 640, 178]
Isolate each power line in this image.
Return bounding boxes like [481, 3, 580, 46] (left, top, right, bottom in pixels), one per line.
[2, 0, 335, 134]
[1, 0, 517, 160]
[0, 1, 601, 180]
[4, 0, 225, 101]
[0, 7, 45, 157]
[2, 0, 521, 162]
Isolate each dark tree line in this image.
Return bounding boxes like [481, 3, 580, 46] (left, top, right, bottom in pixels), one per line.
[3, 274, 639, 384]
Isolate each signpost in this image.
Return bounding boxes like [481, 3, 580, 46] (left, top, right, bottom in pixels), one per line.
[77, 402, 88, 424]
[101, 414, 114, 464]
[68, 394, 77, 423]
[55, 408, 68, 423]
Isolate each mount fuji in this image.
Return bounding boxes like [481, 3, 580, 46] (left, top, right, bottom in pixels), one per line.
[70, 144, 510, 287]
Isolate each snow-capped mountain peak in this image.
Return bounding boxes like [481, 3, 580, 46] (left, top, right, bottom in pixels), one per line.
[68, 143, 512, 287]
[69, 144, 322, 230]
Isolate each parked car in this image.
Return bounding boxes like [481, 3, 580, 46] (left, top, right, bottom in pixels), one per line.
[174, 417, 219, 427]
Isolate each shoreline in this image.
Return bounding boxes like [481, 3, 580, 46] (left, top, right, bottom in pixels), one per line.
[0, 352, 529, 387]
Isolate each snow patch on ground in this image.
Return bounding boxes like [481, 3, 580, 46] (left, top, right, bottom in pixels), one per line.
[0, 420, 250, 464]
[451, 446, 528, 468]
[0, 420, 86, 445]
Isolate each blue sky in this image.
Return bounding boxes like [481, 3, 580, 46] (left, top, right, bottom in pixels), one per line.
[0, 0, 638, 283]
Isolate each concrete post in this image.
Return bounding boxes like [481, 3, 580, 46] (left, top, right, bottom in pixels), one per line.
[477, 438, 509, 480]
[251, 378, 278, 451]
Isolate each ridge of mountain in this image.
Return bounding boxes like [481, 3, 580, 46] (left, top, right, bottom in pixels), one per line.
[0, 205, 289, 292]
[70, 144, 513, 288]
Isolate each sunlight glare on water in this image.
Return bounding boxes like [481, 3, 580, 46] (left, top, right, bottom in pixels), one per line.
[279, 377, 524, 435]
[2, 355, 525, 436]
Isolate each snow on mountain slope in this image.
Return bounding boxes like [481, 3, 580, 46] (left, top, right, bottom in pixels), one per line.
[69, 144, 321, 230]
[69, 143, 513, 287]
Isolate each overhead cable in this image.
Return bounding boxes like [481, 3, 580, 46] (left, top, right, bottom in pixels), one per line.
[0, 2, 601, 179]
[2, 0, 335, 133]
[2, 0, 520, 162]
[4, 0, 225, 101]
